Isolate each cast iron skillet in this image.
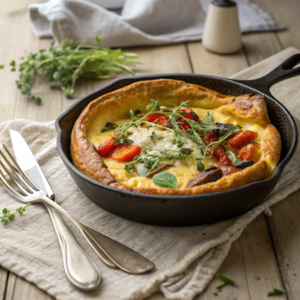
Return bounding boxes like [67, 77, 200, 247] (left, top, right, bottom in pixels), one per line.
[56, 54, 300, 226]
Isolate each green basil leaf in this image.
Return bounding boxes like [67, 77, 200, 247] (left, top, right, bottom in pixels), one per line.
[137, 162, 150, 177]
[153, 172, 177, 188]
[226, 150, 239, 165]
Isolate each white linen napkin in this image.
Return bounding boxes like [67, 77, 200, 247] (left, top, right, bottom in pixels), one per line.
[28, 0, 284, 47]
[0, 48, 300, 300]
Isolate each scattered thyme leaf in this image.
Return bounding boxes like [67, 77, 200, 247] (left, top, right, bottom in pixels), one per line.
[0, 204, 30, 225]
[267, 288, 284, 296]
[0, 65, 4, 69]
[213, 292, 218, 296]
[255, 276, 260, 280]
[216, 283, 226, 290]
[216, 273, 235, 285]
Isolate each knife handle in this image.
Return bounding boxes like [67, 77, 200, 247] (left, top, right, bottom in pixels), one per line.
[46, 204, 101, 291]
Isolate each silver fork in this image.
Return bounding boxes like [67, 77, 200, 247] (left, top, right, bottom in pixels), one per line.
[0, 145, 154, 275]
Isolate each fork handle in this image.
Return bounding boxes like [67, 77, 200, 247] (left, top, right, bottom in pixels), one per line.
[40, 196, 154, 274]
[46, 204, 101, 291]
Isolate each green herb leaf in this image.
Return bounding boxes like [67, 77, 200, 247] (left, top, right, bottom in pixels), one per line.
[0, 204, 30, 225]
[216, 283, 226, 290]
[88, 141, 97, 151]
[216, 273, 235, 285]
[226, 150, 240, 165]
[137, 162, 150, 177]
[153, 172, 177, 188]
[267, 289, 284, 296]
[101, 122, 118, 132]
[197, 160, 205, 171]
[213, 292, 218, 296]
[146, 99, 160, 111]
[0, 65, 4, 69]
[255, 276, 260, 280]
[95, 36, 102, 43]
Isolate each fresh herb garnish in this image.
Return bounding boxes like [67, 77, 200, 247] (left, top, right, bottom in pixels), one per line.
[226, 150, 240, 165]
[213, 292, 218, 296]
[0, 204, 30, 224]
[267, 288, 284, 296]
[101, 122, 118, 133]
[152, 172, 177, 188]
[136, 162, 150, 177]
[113, 100, 241, 175]
[255, 275, 260, 280]
[196, 158, 205, 171]
[216, 283, 226, 290]
[89, 142, 97, 151]
[125, 148, 193, 174]
[0, 65, 4, 69]
[216, 273, 235, 285]
[11, 37, 140, 102]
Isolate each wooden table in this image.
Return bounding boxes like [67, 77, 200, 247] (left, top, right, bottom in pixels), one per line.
[0, 0, 300, 299]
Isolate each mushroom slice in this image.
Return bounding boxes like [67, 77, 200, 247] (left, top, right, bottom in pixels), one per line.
[187, 166, 222, 187]
[145, 164, 174, 178]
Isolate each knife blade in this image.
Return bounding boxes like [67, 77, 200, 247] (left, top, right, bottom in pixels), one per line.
[10, 130, 54, 199]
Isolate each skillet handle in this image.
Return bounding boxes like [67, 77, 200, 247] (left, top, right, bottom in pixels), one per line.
[232, 53, 300, 96]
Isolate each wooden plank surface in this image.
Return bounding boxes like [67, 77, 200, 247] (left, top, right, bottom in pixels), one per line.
[0, 267, 7, 299]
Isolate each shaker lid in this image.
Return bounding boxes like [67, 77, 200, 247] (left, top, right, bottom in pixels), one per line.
[212, 0, 236, 7]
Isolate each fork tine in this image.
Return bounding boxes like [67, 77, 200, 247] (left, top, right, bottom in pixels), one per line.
[0, 160, 28, 196]
[0, 167, 27, 202]
[0, 145, 40, 192]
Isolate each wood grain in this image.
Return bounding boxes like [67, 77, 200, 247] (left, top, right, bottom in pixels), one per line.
[197, 240, 250, 300]
[187, 42, 248, 77]
[5, 273, 53, 300]
[267, 192, 300, 299]
[0, 267, 8, 299]
[240, 214, 286, 299]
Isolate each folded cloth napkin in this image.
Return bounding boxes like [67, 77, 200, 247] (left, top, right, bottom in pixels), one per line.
[1, 49, 300, 300]
[28, 0, 284, 47]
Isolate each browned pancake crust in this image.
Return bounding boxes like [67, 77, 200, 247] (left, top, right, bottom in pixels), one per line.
[71, 79, 281, 195]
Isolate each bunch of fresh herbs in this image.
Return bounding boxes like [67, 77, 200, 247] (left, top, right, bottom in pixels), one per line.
[10, 37, 140, 102]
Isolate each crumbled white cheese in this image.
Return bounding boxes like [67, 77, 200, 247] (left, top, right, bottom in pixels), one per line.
[127, 126, 202, 159]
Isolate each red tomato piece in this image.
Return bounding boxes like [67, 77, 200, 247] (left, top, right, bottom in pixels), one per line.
[145, 113, 169, 127]
[238, 143, 256, 161]
[97, 138, 117, 157]
[178, 107, 197, 131]
[204, 132, 219, 144]
[109, 144, 141, 162]
[212, 147, 233, 166]
[228, 130, 258, 148]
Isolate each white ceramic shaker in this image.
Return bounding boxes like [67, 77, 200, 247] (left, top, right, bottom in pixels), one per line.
[202, 0, 242, 54]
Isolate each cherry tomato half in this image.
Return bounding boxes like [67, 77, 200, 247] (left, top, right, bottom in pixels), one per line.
[109, 144, 141, 162]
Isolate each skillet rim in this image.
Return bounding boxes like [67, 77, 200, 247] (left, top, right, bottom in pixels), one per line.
[55, 73, 298, 200]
